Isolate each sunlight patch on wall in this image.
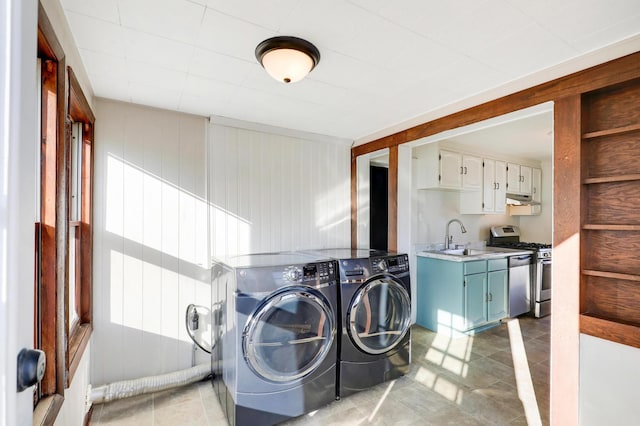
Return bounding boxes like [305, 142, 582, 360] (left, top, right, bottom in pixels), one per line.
[105, 154, 209, 267]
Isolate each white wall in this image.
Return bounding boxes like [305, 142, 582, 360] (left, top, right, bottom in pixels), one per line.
[92, 99, 210, 386]
[54, 343, 91, 426]
[92, 104, 351, 386]
[209, 123, 351, 258]
[0, 0, 38, 424]
[579, 334, 640, 424]
[413, 190, 518, 247]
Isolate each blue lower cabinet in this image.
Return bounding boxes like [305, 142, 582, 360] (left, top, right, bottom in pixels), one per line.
[464, 272, 487, 330]
[488, 269, 508, 322]
[417, 256, 508, 335]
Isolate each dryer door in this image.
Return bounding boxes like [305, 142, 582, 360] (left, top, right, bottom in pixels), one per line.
[348, 276, 411, 355]
[243, 288, 336, 383]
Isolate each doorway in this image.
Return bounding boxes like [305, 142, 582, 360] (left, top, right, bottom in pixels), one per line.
[369, 164, 388, 250]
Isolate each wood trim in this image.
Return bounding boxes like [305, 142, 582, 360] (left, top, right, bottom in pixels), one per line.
[351, 155, 357, 249]
[37, 3, 64, 60]
[39, 59, 59, 397]
[583, 224, 640, 231]
[67, 323, 92, 385]
[582, 269, 640, 282]
[68, 67, 95, 123]
[583, 174, 640, 184]
[553, 95, 582, 426]
[33, 394, 63, 426]
[353, 51, 640, 157]
[38, 0, 68, 403]
[84, 405, 94, 426]
[582, 123, 640, 139]
[65, 65, 95, 386]
[387, 146, 398, 252]
[580, 314, 640, 349]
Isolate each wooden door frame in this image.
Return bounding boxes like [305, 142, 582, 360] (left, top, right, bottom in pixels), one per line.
[351, 50, 640, 425]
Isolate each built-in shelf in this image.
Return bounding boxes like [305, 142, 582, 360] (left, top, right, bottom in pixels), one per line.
[583, 174, 640, 184]
[582, 123, 640, 139]
[582, 224, 640, 231]
[580, 314, 640, 349]
[582, 269, 640, 282]
[580, 79, 640, 348]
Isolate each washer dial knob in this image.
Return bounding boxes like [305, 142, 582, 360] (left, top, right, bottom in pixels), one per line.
[284, 266, 302, 282]
[374, 259, 387, 272]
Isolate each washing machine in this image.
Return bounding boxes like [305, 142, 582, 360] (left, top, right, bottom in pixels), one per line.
[307, 249, 411, 398]
[211, 252, 339, 426]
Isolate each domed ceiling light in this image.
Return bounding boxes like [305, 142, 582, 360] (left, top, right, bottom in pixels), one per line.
[255, 36, 320, 84]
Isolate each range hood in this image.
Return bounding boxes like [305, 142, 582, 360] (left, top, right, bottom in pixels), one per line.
[505, 193, 540, 206]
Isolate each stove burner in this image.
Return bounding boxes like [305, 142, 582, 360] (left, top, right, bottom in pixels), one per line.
[490, 242, 552, 251]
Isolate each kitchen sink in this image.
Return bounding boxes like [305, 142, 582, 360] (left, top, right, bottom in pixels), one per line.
[441, 248, 492, 256]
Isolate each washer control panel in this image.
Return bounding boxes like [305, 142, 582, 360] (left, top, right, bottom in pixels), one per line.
[283, 261, 336, 284]
[371, 254, 409, 274]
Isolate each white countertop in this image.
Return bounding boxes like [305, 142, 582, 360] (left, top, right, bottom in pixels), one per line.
[417, 246, 534, 262]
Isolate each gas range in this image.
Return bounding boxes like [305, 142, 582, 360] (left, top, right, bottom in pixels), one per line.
[489, 241, 552, 258]
[488, 225, 552, 256]
[488, 225, 551, 318]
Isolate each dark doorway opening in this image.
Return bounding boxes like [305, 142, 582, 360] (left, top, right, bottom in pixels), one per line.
[370, 165, 388, 250]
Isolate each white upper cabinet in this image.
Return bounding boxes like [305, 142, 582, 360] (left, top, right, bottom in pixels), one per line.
[462, 155, 482, 190]
[414, 144, 481, 191]
[506, 163, 532, 195]
[461, 158, 507, 214]
[531, 167, 542, 215]
[439, 149, 463, 188]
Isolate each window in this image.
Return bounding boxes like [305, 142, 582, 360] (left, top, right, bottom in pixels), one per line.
[65, 66, 94, 382]
[34, 3, 94, 422]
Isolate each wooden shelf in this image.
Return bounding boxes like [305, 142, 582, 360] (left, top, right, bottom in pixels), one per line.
[582, 224, 640, 231]
[583, 174, 640, 184]
[582, 123, 640, 139]
[582, 269, 640, 282]
[580, 314, 640, 349]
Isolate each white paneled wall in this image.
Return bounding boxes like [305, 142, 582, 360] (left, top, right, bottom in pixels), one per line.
[93, 99, 209, 386]
[92, 101, 351, 385]
[209, 124, 351, 258]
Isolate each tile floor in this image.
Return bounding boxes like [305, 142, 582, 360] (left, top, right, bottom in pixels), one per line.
[90, 316, 550, 426]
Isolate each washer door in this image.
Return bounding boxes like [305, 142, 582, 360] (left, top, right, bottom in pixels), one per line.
[243, 288, 336, 383]
[348, 277, 411, 355]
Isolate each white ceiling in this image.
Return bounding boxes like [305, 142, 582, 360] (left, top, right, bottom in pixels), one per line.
[60, 0, 640, 143]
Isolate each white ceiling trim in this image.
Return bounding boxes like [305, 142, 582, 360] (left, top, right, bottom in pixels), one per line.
[210, 115, 353, 146]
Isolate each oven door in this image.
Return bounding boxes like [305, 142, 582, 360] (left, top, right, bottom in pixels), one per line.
[536, 258, 552, 302]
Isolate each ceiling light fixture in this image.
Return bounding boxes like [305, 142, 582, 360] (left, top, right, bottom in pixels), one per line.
[255, 36, 320, 84]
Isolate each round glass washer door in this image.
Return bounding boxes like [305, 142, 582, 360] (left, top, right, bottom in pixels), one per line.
[348, 277, 411, 355]
[243, 288, 336, 382]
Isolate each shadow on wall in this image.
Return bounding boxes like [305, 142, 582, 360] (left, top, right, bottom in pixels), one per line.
[93, 153, 217, 386]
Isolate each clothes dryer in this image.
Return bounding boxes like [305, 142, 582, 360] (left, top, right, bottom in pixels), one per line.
[211, 252, 339, 426]
[307, 249, 411, 398]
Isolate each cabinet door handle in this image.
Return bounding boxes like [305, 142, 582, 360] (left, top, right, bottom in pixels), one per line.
[464, 166, 468, 174]
[496, 182, 499, 190]
[488, 293, 493, 302]
[460, 166, 464, 175]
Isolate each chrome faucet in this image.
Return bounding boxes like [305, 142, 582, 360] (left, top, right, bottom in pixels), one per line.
[445, 219, 467, 249]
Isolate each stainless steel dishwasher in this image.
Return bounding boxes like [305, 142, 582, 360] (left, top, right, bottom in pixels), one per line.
[508, 254, 533, 317]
